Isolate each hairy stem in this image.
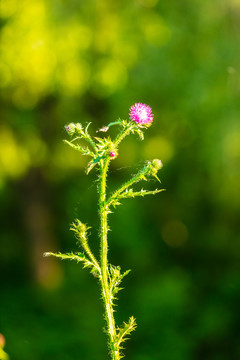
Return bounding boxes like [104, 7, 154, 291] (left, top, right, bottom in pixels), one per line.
[114, 122, 133, 146]
[81, 239, 101, 275]
[99, 158, 119, 360]
[106, 162, 151, 207]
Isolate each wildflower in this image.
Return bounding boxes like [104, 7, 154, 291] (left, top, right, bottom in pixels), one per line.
[129, 103, 153, 126]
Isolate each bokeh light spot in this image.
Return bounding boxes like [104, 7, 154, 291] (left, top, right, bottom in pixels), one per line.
[1, 0, 19, 18]
[224, 130, 240, 159]
[114, 140, 137, 167]
[162, 221, 188, 248]
[144, 136, 174, 162]
[12, 86, 39, 109]
[93, 59, 127, 96]
[112, 41, 138, 68]
[0, 63, 12, 88]
[38, 259, 63, 290]
[141, 14, 171, 47]
[59, 61, 90, 95]
[25, 134, 48, 166]
[137, 0, 159, 7]
[0, 127, 29, 179]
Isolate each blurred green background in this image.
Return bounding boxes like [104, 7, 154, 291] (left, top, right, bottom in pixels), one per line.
[0, 0, 240, 359]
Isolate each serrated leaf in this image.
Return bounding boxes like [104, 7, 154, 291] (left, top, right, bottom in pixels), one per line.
[116, 316, 137, 350]
[69, 220, 101, 276]
[86, 154, 103, 174]
[94, 137, 106, 144]
[44, 251, 100, 277]
[63, 140, 94, 157]
[118, 188, 165, 200]
[109, 265, 131, 305]
[133, 127, 144, 140]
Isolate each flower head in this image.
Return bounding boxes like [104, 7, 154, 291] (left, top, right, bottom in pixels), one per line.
[129, 103, 153, 127]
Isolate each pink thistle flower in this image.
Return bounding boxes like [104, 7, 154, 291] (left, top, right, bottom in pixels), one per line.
[129, 103, 153, 126]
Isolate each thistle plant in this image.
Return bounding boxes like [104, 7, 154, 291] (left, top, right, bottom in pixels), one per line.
[44, 103, 164, 359]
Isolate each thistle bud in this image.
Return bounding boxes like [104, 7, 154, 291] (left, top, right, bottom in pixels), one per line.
[72, 219, 88, 233]
[152, 159, 163, 171]
[65, 123, 76, 136]
[110, 151, 117, 159]
[75, 123, 83, 132]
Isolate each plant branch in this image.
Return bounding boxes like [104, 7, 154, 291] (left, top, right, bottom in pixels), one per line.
[114, 122, 134, 146]
[44, 251, 100, 276]
[118, 188, 165, 200]
[70, 220, 101, 276]
[106, 162, 152, 207]
[63, 140, 94, 157]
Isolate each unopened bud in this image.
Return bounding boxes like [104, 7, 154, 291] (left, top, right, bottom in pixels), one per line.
[110, 151, 117, 159]
[75, 220, 88, 233]
[152, 159, 163, 171]
[65, 123, 76, 136]
[75, 123, 83, 132]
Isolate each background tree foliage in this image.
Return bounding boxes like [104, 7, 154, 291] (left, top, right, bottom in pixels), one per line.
[0, 0, 240, 359]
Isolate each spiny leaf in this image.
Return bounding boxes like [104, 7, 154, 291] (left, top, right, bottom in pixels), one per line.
[94, 136, 111, 148]
[119, 188, 165, 199]
[63, 140, 94, 157]
[70, 219, 90, 240]
[44, 251, 83, 261]
[86, 155, 103, 174]
[111, 199, 122, 208]
[116, 316, 137, 350]
[70, 220, 101, 276]
[44, 252, 100, 277]
[94, 137, 106, 145]
[109, 265, 131, 304]
[132, 126, 144, 140]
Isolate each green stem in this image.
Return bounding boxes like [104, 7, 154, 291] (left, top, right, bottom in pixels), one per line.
[81, 239, 101, 275]
[85, 134, 98, 153]
[99, 158, 119, 360]
[114, 122, 133, 146]
[106, 162, 151, 207]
